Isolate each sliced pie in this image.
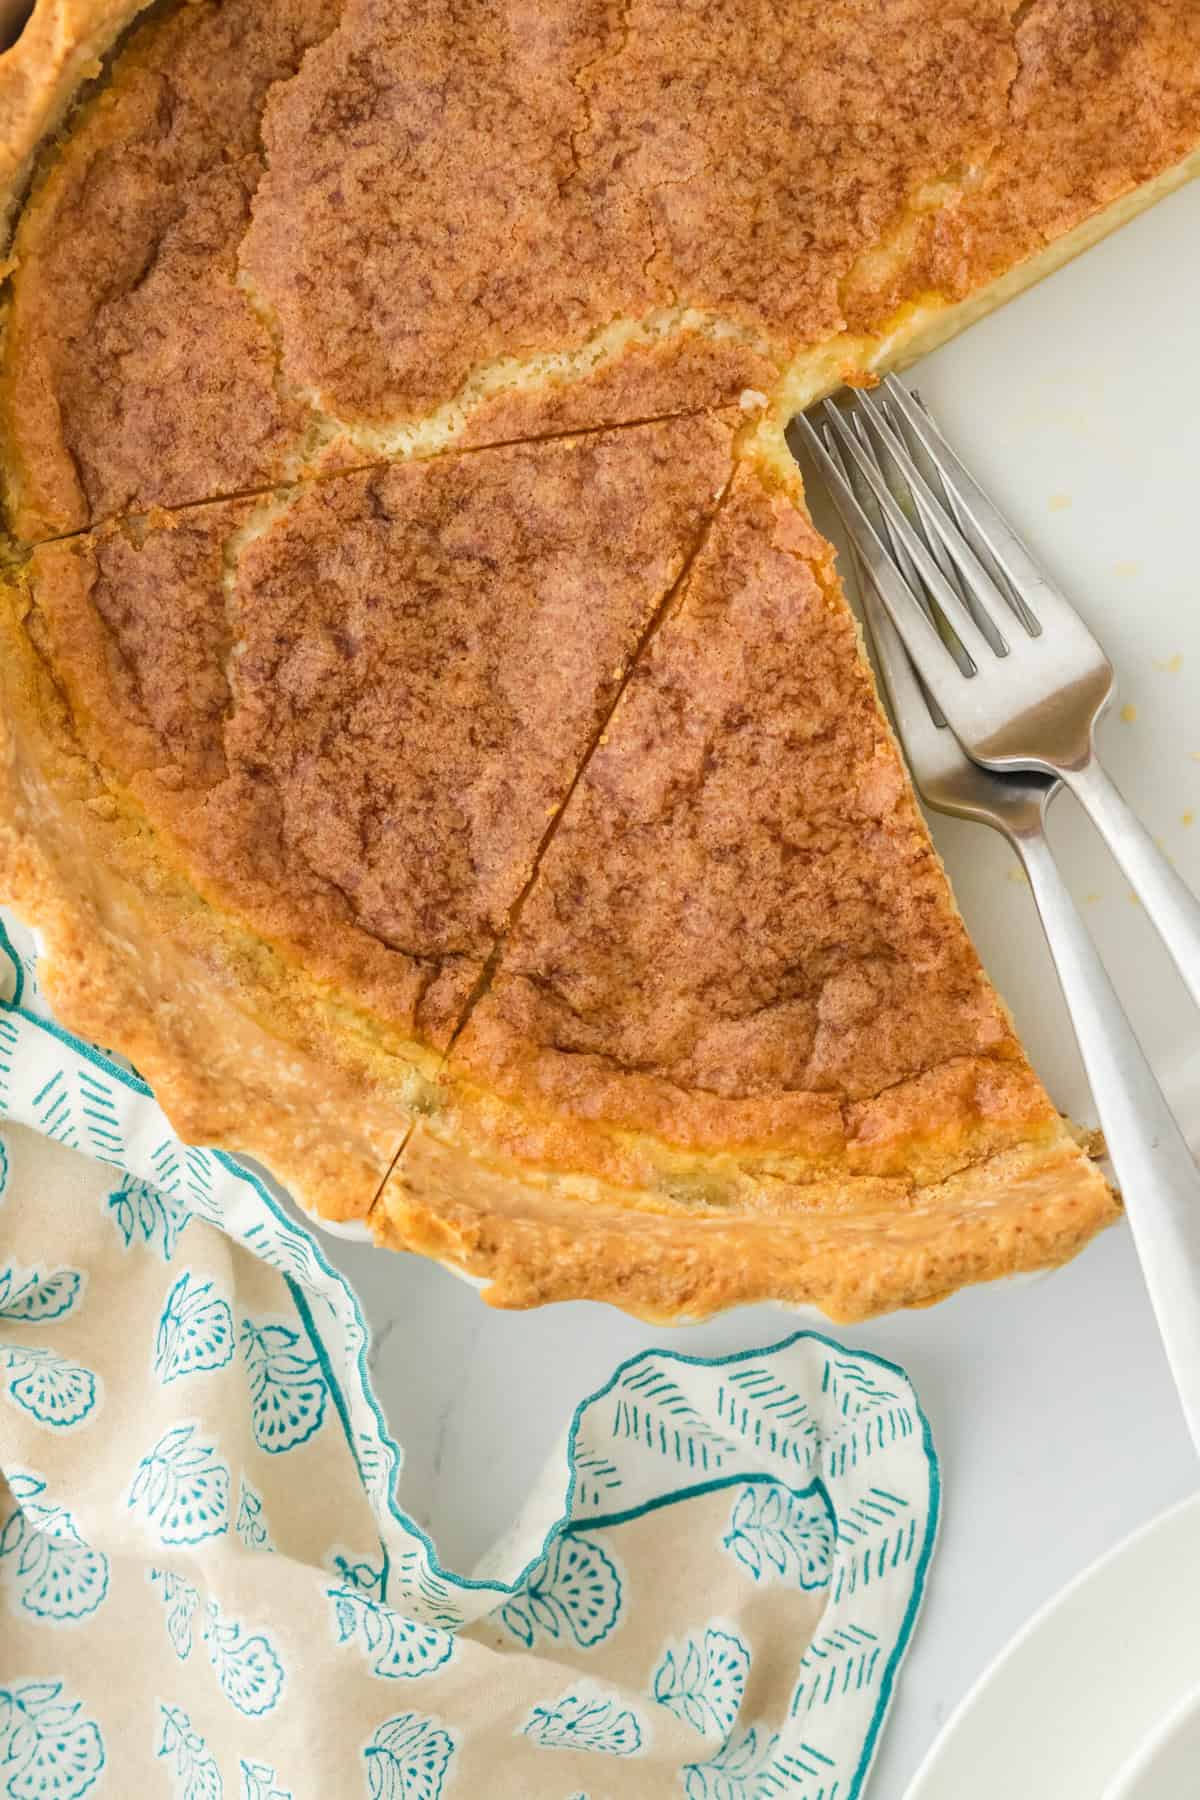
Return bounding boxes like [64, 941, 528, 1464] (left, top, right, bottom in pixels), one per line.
[6, 417, 735, 1215]
[1, 0, 1197, 1318]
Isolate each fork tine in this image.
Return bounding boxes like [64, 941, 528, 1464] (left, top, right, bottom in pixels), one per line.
[879, 374, 1088, 636]
[790, 408, 993, 726]
[877, 397, 974, 611]
[851, 385, 1027, 659]
[846, 416, 929, 606]
[789, 409, 953, 668]
[822, 426, 952, 761]
[819, 399, 998, 670]
[909, 391, 1041, 637]
[847, 411, 975, 674]
[843, 416, 938, 624]
[875, 398, 1009, 656]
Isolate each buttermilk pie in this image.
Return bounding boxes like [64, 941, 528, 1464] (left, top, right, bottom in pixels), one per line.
[1, 0, 1197, 1319]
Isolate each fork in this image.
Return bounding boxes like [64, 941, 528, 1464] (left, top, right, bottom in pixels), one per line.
[791, 374, 1200, 1012]
[815, 420, 1200, 1456]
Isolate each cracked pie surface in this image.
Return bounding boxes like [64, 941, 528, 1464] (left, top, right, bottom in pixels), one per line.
[1, 0, 1197, 1318]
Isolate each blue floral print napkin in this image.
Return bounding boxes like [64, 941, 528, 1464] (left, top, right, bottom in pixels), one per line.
[0, 913, 940, 1799]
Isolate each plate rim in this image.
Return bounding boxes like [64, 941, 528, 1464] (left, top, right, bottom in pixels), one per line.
[1102, 1678, 1200, 1800]
[902, 1489, 1200, 1798]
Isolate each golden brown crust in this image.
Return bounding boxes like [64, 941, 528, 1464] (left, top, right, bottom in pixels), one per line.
[0, 0, 151, 235]
[376, 1125, 1117, 1323]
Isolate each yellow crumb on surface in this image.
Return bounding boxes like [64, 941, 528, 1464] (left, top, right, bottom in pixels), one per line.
[1129, 890, 1141, 906]
[1113, 560, 1140, 578]
[1048, 494, 1072, 512]
[1120, 703, 1137, 723]
[1006, 866, 1028, 885]
[1183, 811, 1195, 828]
[1084, 892, 1101, 904]
[1154, 653, 1184, 673]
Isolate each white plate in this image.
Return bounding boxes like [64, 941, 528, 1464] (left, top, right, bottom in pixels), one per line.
[903, 1494, 1200, 1799]
[1106, 1683, 1200, 1800]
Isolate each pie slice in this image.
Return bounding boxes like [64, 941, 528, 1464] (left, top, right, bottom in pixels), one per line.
[0, 0, 1196, 1319]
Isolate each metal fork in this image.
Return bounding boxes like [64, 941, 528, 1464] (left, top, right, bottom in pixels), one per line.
[791, 374, 1200, 1011]
[816, 421, 1200, 1455]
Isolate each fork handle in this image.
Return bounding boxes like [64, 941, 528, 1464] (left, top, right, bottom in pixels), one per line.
[1061, 755, 1200, 1012]
[1017, 825, 1200, 1454]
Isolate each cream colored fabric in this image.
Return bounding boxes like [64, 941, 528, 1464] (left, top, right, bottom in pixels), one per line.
[0, 915, 939, 1798]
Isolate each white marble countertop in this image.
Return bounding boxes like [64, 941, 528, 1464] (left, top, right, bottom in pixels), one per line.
[307, 177, 1200, 1796]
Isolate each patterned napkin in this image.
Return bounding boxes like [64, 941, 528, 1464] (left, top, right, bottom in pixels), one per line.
[0, 912, 939, 1799]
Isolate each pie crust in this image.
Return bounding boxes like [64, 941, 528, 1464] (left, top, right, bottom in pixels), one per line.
[1, 0, 1196, 1319]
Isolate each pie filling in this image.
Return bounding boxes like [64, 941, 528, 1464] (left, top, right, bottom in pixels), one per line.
[2, 0, 1197, 1315]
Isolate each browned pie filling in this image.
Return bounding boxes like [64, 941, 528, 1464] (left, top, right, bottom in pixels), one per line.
[1, 0, 1197, 1317]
